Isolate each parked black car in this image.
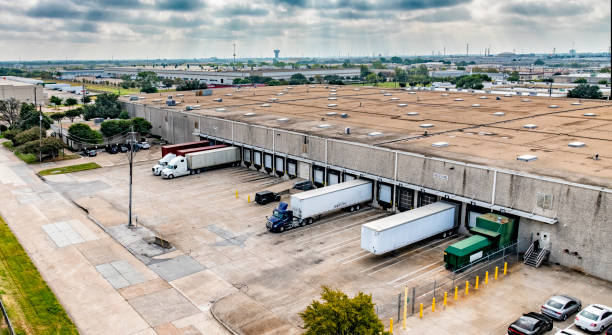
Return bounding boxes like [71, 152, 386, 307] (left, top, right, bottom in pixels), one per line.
[83, 149, 97, 157]
[119, 144, 129, 153]
[105, 144, 119, 154]
[508, 312, 553, 335]
[255, 191, 281, 205]
[293, 180, 316, 191]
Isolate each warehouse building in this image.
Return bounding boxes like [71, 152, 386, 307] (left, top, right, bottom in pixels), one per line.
[105, 67, 361, 85]
[0, 76, 47, 104]
[122, 85, 612, 282]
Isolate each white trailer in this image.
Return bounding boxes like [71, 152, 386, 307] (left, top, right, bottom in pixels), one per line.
[161, 147, 240, 179]
[361, 202, 459, 255]
[291, 179, 372, 221]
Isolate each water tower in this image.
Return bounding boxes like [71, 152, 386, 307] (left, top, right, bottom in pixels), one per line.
[273, 49, 280, 63]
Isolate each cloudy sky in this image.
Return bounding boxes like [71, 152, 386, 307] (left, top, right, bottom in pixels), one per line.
[0, 0, 609, 61]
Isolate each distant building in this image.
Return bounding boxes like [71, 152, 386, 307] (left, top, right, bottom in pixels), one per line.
[430, 70, 467, 78]
[0, 76, 47, 105]
[569, 49, 576, 57]
[554, 73, 610, 84]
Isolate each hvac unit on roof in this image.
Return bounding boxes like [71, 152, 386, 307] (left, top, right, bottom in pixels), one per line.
[568, 142, 586, 148]
[517, 155, 537, 162]
[523, 124, 537, 129]
[406, 112, 419, 116]
[420, 123, 434, 128]
[432, 142, 449, 147]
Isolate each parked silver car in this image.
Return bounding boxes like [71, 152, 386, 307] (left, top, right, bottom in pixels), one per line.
[541, 295, 581, 321]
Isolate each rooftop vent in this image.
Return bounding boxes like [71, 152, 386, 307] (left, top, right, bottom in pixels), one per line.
[406, 112, 419, 116]
[441, 93, 449, 97]
[522, 99, 531, 102]
[225, 93, 232, 96]
[408, 91, 416, 94]
[328, 97, 337, 100]
[504, 94, 512, 97]
[277, 92, 284, 96]
[380, 90, 387, 93]
[472, 104, 481, 107]
[340, 113, 349, 118]
[327, 104, 338, 107]
[548, 105, 559, 108]
[152, 99, 162, 102]
[398, 103, 408, 107]
[501, 136, 510, 139]
[353, 88, 360, 91]
[568, 141, 586, 148]
[261, 103, 270, 107]
[215, 108, 227, 112]
[571, 102, 582, 105]
[384, 93, 392, 96]
[309, 85, 316, 88]
[330, 92, 337, 95]
[432, 142, 449, 147]
[454, 98, 464, 101]
[318, 124, 332, 128]
[493, 112, 505, 116]
[213, 98, 222, 102]
[523, 124, 538, 129]
[479, 96, 488, 99]
[176, 94, 184, 97]
[326, 112, 337, 116]
[269, 98, 278, 102]
[420, 123, 434, 128]
[277, 117, 290, 122]
[368, 131, 383, 137]
[517, 155, 538, 162]
[244, 112, 256, 117]
[287, 86, 294, 89]
[390, 97, 399, 100]
[583, 113, 597, 117]
[345, 127, 350, 134]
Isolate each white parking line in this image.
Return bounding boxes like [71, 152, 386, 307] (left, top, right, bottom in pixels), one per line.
[402, 265, 447, 289]
[341, 251, 374, 265]
[387, 261, 442, 285]
[337, 250, 370, 263]
[318, 236, 361, 253]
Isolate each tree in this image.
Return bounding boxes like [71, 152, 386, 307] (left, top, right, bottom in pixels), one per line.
[0, 98, 21, 127]
[136, 71, 159, 93]
[18, 103, 51, 130]
[49, 96, 62, 106]
[371, 60, 385, 69]
[131, 117, 152, 135]
[119, 111, 130, 119]
[176, 80, 208, 91]
[49, 112, 65, 123]
[360, 65, 370, 79]
[300, 286, 387, 335]
[507, 71, 520, 82]
[83, 93, 122, 120]
[534, 59, 545, 65]
[82, 95, 91, 104]
[68, 123, 102, 144]
[289, 73, 308, 85]
[394, 68, 408, 84]
[100, 119, 131, 138]
[598, 79, 609, 85]
[453, 74, 491, 89]
[390, 56, 403, 64]
[567, 84, 603, 99]
[365, 73, 379, 85]
[573, 78, 587, 84]
[313, 75, 324, 84]
[162, 78, 174, 88]
[65, 108, 83, 123]
[13, 127, 45, 146]
[64, 98, 78, 106]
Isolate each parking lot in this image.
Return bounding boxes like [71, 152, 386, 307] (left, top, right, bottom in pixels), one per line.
[39, 150, 612, 334]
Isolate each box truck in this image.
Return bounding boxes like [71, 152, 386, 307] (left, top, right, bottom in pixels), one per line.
[361, 201, 459, 255]
[153, 140, 210, 175]
[266, 179, 372, 232]
[161, 146, 240, 179]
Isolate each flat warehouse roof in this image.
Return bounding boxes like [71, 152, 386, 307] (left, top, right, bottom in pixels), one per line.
[124, 85, 612, 187]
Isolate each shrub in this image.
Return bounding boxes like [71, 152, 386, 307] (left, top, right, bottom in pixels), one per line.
[1, 129, 18, 141]
[14, 127, 45, 146]
[68, 123, 102, 144]
[118, 111, 130, 119]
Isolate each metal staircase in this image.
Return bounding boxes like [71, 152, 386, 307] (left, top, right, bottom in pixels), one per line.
[524, 241, 549, 268]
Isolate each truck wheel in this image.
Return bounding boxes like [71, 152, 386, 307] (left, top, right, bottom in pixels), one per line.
[299, 220, 305, 227]
[279, 226, 285, 232]
[308, 218, 313, 225]
[355, 205, 360, 210]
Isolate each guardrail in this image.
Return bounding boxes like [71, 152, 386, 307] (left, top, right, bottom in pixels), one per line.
[0, 296, 15, 335]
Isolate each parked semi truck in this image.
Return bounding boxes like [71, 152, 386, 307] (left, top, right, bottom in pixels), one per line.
[443, 213, 517, 271]
[153, 140, 210, 175]
[266, 179, 372, 232]
[361, 202, 459, 255]
[161, 146, 240, 179]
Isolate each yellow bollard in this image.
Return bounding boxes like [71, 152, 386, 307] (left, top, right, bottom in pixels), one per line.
[443, 292, 447, 306]
[504, 262, 508, 275]
[495, 266, 499, 280]
[454, 286, 458, 300]
[403, 287, 407, 330]
[485, 271, 489, 284]
[419, 303, 423, 319]
[236, 190, 238, 199]
[475, 276, 479, 290]
[465, 281, 469, 295]
[389, 318, 393, 334]
[248, 195, 250, 203]
[432, 297, 436, 312]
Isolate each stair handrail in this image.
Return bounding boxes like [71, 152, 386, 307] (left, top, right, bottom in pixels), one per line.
[524, 242, 535, 261]
[535, 248, 548, 267]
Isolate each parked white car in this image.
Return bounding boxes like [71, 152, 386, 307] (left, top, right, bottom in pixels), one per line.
[574, 304, 612, 333]
[139, 141, 150, 149]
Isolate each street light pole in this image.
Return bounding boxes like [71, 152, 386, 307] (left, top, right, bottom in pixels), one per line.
[127, 126, 137, 228]
[35, 86, 42, 163]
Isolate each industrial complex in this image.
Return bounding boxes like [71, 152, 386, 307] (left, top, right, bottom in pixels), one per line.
[123, 85, 612, 282]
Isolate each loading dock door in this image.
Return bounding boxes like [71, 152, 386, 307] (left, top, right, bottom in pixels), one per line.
[297, 162, 310, 179]
[343, 173, 356, 182]
[287, 160, 297, 178]
[328, 171, 340, 185]
[378, 183, 393, 208]
[253, 151, 262, 168]
[243, 148, 252, 167]
[397, 187, 414, 212]
[313, 169, 324, 185]
[275, 156, 285, 176]
[418, 191, 438, 207]
[264, 153, 273, 172]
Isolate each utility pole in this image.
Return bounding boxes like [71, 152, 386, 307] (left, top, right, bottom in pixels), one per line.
[233, 43, 236, 71]
[127, 126, 138, 228]
[35, 86, 42, 163]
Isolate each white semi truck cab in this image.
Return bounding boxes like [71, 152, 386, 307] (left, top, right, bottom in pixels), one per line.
[161, 156, 190, 179]
[152, 153, 176, 176]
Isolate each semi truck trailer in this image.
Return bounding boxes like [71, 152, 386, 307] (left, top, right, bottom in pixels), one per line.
[361, 201, 459, 255]
[153, 140, 210, 175]
[161, 146, 240, 179]
[266, 179, 372, 232]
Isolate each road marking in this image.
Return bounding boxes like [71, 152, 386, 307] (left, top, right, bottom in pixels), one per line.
[400, 265, 447, 289]
[318, 236, 361, 253]
[341, 251, 373, 265]
[387, 261, 442, 285]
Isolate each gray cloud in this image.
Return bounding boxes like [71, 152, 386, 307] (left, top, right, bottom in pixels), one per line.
[155, 0, 205, 11]
[26, 1, 82, 18]
[216, 4, 269, 17]
[412, 6, 471, 22]
[502, 1, 590, 17]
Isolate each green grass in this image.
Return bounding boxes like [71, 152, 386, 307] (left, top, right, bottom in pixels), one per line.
[38, 162, 101, 176]
[0, 216, 79, 334]
[2, 141, 80, 164]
